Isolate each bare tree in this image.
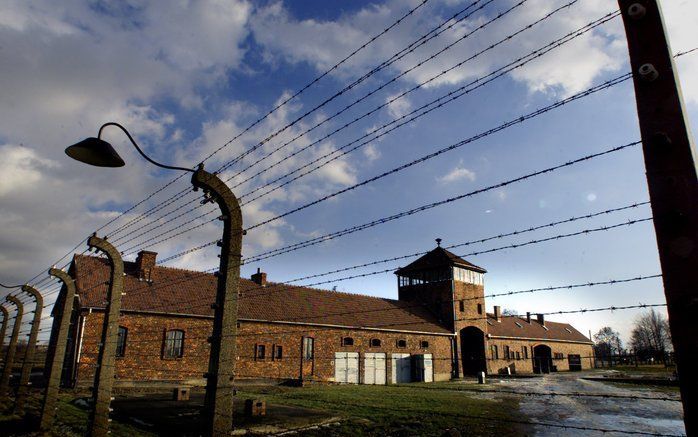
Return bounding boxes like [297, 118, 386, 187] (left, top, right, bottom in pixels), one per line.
[501, 308, 518, 316]
[630, 309, 672, 360]
[593, 326, 623, 357]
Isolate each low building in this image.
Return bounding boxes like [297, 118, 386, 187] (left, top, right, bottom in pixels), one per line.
[52, 241, 593, 387]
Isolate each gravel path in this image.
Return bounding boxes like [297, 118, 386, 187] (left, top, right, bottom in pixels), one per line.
[485, 371, 685, 436]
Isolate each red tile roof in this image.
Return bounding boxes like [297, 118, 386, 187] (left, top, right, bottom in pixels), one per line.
[72, 255, 452, 335]
[486, 314, 592, 344]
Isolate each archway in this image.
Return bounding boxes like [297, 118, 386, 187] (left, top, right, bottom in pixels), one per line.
[533, 344, 553, 374]
[460, 326, 486, 376]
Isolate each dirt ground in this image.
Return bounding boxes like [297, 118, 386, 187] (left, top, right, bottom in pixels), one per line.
[464, 370, 685, 436]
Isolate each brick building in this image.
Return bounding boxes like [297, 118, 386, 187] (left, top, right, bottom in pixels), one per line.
[51, 241, 593, 388]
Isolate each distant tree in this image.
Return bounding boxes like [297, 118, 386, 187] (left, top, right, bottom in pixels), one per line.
[630, 309, 672, 360]
[593, 327, 623, 357]
[501, 308, 518, 316]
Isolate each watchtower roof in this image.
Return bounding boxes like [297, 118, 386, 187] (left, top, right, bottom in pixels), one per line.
[395, 242, 486, 275]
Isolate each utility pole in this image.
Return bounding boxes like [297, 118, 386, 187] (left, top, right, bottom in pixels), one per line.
[0, 296, 23, 401]
[40, 267, 77, 430]
[86, 234, 124, 437]
[192, 165, 243, 436]
[618, 1, 698, 435]
[14, 285, 43, 414]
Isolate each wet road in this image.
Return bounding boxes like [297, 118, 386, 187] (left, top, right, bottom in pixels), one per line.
[482, 371, 685, 436]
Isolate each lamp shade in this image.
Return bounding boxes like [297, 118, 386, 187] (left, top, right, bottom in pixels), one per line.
[65, 137, 125, 167]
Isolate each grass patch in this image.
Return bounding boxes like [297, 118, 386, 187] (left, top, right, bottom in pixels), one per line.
[609, 365, 675, 375]
[237, 383, 527, 436]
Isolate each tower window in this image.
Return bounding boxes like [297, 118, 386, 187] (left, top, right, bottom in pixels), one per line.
[477, 303, 483, 314]
[459, 300, 465, 312]
[396, 339, 407, 348]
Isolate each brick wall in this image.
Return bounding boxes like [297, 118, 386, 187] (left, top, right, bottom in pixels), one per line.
[74, 311, 455, 386]
[485, 337, 594, 374]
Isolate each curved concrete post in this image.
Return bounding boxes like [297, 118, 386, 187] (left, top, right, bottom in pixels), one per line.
[40, 268, 77, 430]
[0, 296, 23, 400]
[192, 165, 243, 436]
[86, 234, 124, 437]
[0, 306, 8, 368]
[14, 285, 43, 414]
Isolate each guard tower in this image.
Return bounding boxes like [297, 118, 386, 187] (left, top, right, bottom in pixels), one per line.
[395, 239, 488, 377]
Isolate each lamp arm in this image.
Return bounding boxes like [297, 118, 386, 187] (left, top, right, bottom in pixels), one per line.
[98, 122, 195, 173]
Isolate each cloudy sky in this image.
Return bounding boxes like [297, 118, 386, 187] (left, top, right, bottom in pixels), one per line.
[1, 0, 696, 345]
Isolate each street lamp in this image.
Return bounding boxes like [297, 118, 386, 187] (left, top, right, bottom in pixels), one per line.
[66, 122, 243, 436]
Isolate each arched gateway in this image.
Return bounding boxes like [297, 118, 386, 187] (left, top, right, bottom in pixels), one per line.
[533, 344, 553, 374]
[460, 326, 486, 375]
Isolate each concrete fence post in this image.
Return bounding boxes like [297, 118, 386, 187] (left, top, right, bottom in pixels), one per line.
[0, 296, 24, 401]
[86, 234, 124, 437]
[618, 1, 698, 434]
[0, 306, 8, 371]
[14, 285, 43, 414]
[192, 165, 243, 436]
[40, 267, 77, 430]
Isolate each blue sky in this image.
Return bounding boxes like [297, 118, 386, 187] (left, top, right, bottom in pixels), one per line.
[0, 0, 696, 344]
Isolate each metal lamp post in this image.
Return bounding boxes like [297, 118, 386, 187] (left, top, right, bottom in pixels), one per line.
[0, 306, 8, 370]
[14, 285, 43, 414]
[66, 122, 243, 436]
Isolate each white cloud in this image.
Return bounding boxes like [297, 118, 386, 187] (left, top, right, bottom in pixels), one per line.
[363, 144, 382, 162]
[437, 162, 476, 184]
[386, 93, 412, 119]
[0, 145, 58, 196]
[661, 0, 698, 105]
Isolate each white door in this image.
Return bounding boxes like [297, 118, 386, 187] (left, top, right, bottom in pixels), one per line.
[364, 353, 386, 385]
[334, 352, 359, 383]
[421, 354, 433, 383]
[391, 353, 411, 383]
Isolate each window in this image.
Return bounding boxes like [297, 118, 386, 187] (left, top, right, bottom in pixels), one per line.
[163, 330, 184, 359]
[477, 303, 483, 315]
[504, 346, 510, 360]
[273, 345, 283, 360]
[370, 338, 381, 347]
[420, 340, 429, 349]
[115, 326, 127, 357]
[341, 337, 354, 346]
[255, 344, 266, 360]
[397, 339, 407, 348]
[459, 300, 465, 312]
[303, 337, 314, 360]
[554, 352, 564, 360]
[523, 346, 529, 359]
[515, 351, 521, 360]
[491, 345, 499, 360]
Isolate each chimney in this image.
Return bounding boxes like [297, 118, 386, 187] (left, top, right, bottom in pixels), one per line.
[135, 250, 157, 282]
[537, 313, 545, 326]
[251, 268, 267, 287]
[526, 312, 531, 324]
[494, 305, 501, 322]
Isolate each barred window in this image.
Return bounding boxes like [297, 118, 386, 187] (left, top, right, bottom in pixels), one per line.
[255, 344, 266, 360]
[370, 338, 381, 347]
[420, 340, 429, 349]
[303, 337, 314, 360]
[116, 326, 127, 357]
[163, 330, 184, 359]
[341, 337, 354, 346]
[397, 339, 407, 348]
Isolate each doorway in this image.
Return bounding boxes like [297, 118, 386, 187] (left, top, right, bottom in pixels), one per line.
[460, 326, 486, 375]
[533, 344, 553, 374]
